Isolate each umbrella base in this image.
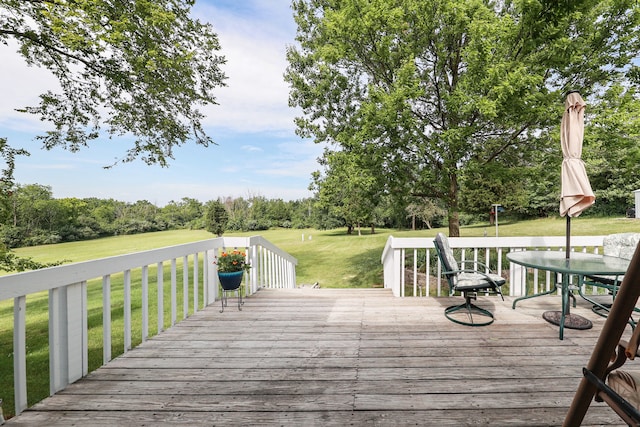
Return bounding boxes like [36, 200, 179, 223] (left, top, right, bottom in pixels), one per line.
[543, 311, 593, 330]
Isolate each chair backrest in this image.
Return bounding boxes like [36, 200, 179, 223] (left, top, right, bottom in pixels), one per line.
[434, 233, 459, 286]
[603, 233, 640, 260]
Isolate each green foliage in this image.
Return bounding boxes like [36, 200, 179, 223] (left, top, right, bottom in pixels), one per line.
[310, 150, 381, 234]
[204, 200, 228, 236]
[0, 0, 226, 166]
[584, 85, 640, 216]
[406, 199, 447, 230]
[459, 161, 532, 217]
[287, 0, 640, 237]
[0, 242, 63, 272]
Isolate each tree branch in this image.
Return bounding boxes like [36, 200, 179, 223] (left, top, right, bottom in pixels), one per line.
[3, 29, 105, 75]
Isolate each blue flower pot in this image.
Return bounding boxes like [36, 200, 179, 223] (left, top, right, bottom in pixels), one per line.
[218, 271, 243, 290]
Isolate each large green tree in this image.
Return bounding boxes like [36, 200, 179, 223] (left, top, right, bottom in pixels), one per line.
[310, 150, 381, 234]
[204, 200, 228, 237]
[286, 0, 640, 236]
[585, 84, 640, 216]
[1, 0, 226, 166]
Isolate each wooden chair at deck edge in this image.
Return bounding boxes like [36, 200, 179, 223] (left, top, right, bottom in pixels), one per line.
[582, 342, 640, 426]
[565, 240, 640, 426]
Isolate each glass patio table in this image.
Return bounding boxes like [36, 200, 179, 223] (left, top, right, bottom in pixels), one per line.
[507, 251, 629, 340]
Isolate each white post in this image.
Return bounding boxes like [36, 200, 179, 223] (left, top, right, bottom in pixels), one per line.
[492, 204, 501, 237]
[157, 261, 164, 332]
[193, 253, 199, 313]
[102, 276, 111, 364]
[14, 296, 27, 415]
[634, 189, 640, 218]
[49, 282, 87, 394]
[141, 266, 149, 341]
[206, 250, 217, 305]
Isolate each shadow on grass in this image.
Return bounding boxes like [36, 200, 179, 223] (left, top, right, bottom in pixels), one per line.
[344, 247, 384, 288]
[323, 228, 380, 237]
[463, 220, 516, 230]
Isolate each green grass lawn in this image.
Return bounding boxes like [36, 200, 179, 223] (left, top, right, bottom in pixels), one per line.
[2, 216, 640, 418]
[10, 216, 640, 287]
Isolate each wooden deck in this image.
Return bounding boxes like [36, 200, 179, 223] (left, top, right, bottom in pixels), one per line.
[4, 288, 630, 426]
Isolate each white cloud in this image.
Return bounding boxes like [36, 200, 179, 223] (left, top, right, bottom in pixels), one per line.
[254, 139, 324, 178]
[242, 145, 263, 152]
[0, 42, 59, 132]
[196, 2, 298, 133]
[23, 163, 76, 170]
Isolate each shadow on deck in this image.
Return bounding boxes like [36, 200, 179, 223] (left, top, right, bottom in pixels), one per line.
[5, 288, 628, 426]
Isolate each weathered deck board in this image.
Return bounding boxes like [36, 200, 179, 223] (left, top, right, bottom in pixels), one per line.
[5, 288, 631, 426]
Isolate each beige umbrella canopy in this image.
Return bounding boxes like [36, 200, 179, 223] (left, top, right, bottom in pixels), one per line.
[560, 91, 595, 257]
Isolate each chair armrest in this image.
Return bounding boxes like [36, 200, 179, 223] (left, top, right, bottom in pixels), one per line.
[453, 269, 505, 300]
[584, 367, 640, 425]
[457, 269, 502, 283]
[444, 268, 500, 281]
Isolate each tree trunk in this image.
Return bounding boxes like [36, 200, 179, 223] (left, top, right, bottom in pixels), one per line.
[448, 172, 460, 237]
[448, 211, 460, 237]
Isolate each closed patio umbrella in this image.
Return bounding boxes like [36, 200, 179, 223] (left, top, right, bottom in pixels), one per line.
[542, 91, 596, 332]
[560, 91, 595, 258]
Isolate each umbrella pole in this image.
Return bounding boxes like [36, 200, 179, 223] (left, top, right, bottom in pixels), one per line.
[566, 216, 571, 259]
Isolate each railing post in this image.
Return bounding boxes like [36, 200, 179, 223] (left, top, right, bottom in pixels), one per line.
[250, 244, 258, 293]
[13, 296, 27, 415]
[171, 259, 177, 325]
[392, 248, 402, 297]
[124, 270, 131, 352]
[193, 254, 199, 313]
[291, 260, 297, 288]
[157, 262, 164, 332]
[102, 275, 111, 364]
[141, 266, 149, 341]
[49, 281, 87, 395]
[509, 249, 526, 297]
[206, 249, 216, 306]
[182, 256, 189, 318]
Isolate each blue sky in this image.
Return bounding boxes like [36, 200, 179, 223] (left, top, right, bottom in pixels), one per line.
[0, 0, 322, 206]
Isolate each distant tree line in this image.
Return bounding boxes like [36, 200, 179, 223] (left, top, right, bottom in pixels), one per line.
[0, 184, 402, 248]
[2, 175, 639, 249]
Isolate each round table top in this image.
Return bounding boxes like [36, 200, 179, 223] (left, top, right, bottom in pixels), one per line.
[506, 250, 629, 276]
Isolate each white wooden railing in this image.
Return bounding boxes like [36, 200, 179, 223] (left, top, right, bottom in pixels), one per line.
[381, 235, 605, 297]
[0, 235, 297, 416]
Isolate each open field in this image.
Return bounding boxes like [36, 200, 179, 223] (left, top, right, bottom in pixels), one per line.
[10, 216, 640, 288]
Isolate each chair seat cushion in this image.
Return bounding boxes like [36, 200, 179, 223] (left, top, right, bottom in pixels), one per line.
[608, 370, 640, 410]
[455, 272, 505, 291]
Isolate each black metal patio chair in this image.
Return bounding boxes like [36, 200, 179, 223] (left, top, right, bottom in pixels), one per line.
[433, 233, 505, 326]
[580, 232, 640, 327]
